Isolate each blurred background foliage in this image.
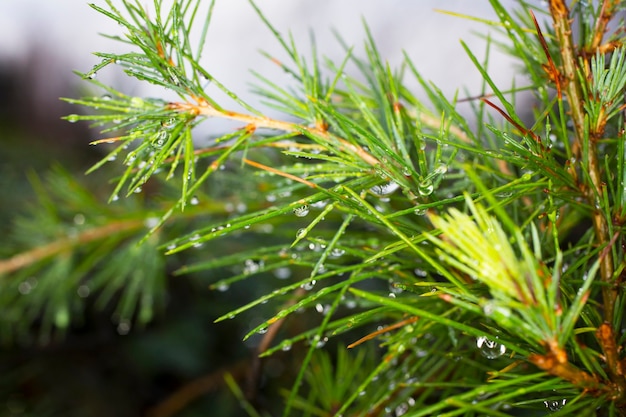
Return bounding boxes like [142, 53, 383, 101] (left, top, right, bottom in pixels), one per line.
[0, 51, 287, 417]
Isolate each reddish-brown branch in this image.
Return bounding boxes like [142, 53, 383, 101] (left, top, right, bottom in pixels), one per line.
[243, 158, 319, 189]
[597, 323, 625, 385]
[548, 0, 615, 326]
[529, 338, 614, 396]
[590, 0, 622, 52]
[481, 98, 542, 144]
[530, 10, 562, 99]
[168, 101, 381, 167]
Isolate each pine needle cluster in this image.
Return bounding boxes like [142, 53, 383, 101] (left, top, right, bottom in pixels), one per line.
[2, 0, 626, 415]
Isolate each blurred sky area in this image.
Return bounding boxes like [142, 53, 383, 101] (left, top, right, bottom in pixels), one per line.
[0, 0, 528, 133]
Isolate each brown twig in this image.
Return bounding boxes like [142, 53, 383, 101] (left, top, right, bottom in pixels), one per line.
[528, 338, 611, 394]
[0, 219, 144, 276]
[480, 98, 542, 144]
[530, 10, 562, 99]
[243, 158, 318, 189]
[590, 0, 622, 53]
[168, 101, 381, 167]
[548, 0, 615, 325]
[144, 359, 250, 417]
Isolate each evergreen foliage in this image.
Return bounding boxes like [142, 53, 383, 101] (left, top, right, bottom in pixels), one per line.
[2, 0, 626, 415]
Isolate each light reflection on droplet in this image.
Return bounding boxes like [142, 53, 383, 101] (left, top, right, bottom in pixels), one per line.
[476, 336, 506, 359]
[77, 285, 90, 298]
[273, 267, 291, 279]
[370, 181, 399, 197]
[117, 320, 131, 335]
[293, 205, 310, 217]
[544, 398, 566, 412]
[417, 178, 434, 196]
[301, 280, 316, 290]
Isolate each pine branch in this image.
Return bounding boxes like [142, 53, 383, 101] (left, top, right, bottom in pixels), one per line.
[0, 220, 143, 275]
[5, 0, 626, 415]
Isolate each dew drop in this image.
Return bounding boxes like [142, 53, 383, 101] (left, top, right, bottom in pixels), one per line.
[117, 320, 131, 335]
[18, 278, 37, 295]
[301, 280, 316, 290]
[243, 259, 261, 275]
[273, 267, 291, 280]
[77, 285, 90, 298]
[216, 283, 230, 292]
[308, 242, 322, 252]
[315, 303, 330, 315]
[296, 228, 307, 239]
[162, 118, 176, 129]
[293, 205, 310, 217]
[544, 399, 566, 412]
[258, 327, 268, 335]
[370, 181, 399, 197]
[312, 335, 327, 348]
[483, 302, 511, 320]
[434, 163, 448, 175]
[73, 213, 86, 226]
[414, 207, 426, 216]
[414, 268, 427, 277]
[144, 217, 159, 229]
[417, 178, 434, 196]
[153, 130, 168, 148]
[329, 248, 345, 258]
[281, 341, 293, 351]
[190, 196, 199, 205]
[476, 336, 506, 359]
[67, 114, 79, 123]
[388, 280, 403, 295]
[395, 402, 409, 416]
[130, 97, 144, 108]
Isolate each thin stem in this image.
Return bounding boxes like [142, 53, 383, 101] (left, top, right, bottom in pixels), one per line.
[170, 100, 472, 166]
[0, 219, 144, 276]
[548, 0, 615, 324]
[168, 101, 381, 166]
[548, 0, 586, 146]
[590, 0, 621, 52]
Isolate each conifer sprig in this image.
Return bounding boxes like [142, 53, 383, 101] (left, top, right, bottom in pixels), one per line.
[2, 0, 626, 414]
